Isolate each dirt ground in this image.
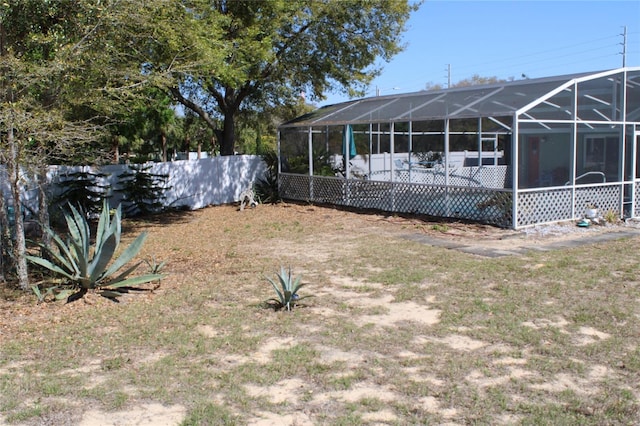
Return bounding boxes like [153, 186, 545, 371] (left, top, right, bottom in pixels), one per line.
[2, 202, 638, 342]
[1, 202, 640, 425]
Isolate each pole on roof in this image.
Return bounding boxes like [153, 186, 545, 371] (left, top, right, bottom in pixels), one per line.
[620, 26, 627, 68]
[445, 64, 451, 88]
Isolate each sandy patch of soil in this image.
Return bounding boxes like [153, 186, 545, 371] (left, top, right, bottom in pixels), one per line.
[419, 396, 459, 419]
[252, 336, 297, 363]
[245, 378, 308, 404]
[77, 403, 186, 426]
[575, 326, 611, 343]
[316, 344, 365, 365]
[521, 316, 570, 330]
[312, 280, 442, 329]
[313, 382, 399, 404]
[361, 409, 398, 423]
[196, 324, 218, 338]
[356, 299, 441, 328]
[247, 411, 314, 426]
[416, 334, 488, 351]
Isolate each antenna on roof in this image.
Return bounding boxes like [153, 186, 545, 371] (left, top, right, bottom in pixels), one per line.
[445, 64, 451, 88]
[620, 25, 627, 67]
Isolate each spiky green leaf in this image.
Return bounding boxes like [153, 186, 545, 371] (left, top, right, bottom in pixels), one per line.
[102, 231, 148, 278]
[266, 275, 285, 305]
[55, 289, 75, 300]
[25, 255, 76, 281]
[99, 290, 124, 299]
[89, 233, 118, 283]
[95, 199, 111, 249]
[37, 229, 79, 276]
[104, 261, 143, 285]
[104, 273, 165, 289]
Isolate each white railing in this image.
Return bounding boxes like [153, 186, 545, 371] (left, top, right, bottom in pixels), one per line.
[369, 165, 510, 189]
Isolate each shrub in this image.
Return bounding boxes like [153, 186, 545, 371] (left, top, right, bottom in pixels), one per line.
[49, 170, 111, 222]
[603, 209, 620, 224]
[25, 200, 164, 302]
[255, 149, 280, 204]
[115, 164, 170, 217]
[264, 266, 309, 311]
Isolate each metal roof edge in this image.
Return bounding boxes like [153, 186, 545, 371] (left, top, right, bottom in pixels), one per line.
[279, 68, 639, 128]
[515, 68, 632, 116]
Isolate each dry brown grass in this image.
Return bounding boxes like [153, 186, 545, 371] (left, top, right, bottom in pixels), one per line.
[1, 202, 639, 425]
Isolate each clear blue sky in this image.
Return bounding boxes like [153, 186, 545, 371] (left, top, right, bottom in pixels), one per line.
[318, 0, 640, 107]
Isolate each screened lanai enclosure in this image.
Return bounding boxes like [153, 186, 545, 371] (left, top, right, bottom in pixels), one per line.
[277, 68, 640, 229]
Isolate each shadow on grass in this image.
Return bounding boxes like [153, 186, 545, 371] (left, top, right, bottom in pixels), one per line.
[121, 206, 198, 232]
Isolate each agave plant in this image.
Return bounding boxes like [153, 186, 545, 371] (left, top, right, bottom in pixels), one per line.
[265, 266, 309, 311]
[26, 200, 164, 301]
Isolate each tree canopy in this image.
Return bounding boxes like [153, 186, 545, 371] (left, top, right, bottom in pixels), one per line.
[0, 0, 148, 288]
[135, 0, 419, 155]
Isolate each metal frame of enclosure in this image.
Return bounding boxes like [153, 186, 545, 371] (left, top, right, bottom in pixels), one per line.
[277, 68, 640, 229]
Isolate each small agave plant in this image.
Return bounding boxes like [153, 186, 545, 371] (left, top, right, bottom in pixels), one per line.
[26, 200, 164, 301]
[265, 266, 309, 311]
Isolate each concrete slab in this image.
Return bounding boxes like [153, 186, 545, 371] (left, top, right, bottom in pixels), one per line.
[400, 228, 640, 258]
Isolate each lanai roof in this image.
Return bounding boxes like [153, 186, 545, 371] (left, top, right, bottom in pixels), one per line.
[281, 69, 639, 128]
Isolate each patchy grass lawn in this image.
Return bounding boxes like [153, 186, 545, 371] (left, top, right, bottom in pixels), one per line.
[1, 203, 639, 425]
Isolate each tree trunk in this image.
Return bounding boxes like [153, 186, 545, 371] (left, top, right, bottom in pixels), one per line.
[211, 136, 217, 155]
[220, 111, 235, 156]
[0, 194, 8, 283]
[256, 125, 262, 155]
[168, 87, 238, 156]
[183, 135, 190, 154]
[7, 126, 29, 290]
[36, 168, 51, 256]
[112, 135, 120, 164]
[161, 131, 167, 162]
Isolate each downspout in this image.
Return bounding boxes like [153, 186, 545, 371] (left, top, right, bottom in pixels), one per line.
[633, 125, 639, 218]
[444, 119, 450, 186]
[345, 126, 350, 180]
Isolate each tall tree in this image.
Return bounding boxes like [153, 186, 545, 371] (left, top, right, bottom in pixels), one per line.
[138, 0, 418, 155]
[109, 88, 181, 162]
[0, 1, 95, 288]
[0, 0, 146, 289]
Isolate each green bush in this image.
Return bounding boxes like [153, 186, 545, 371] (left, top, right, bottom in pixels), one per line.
[115, 164, 170, 217]
[264, 266, 309, 311]
[49, 170, 111, 221]
[255, 149, 280, 204]
[26, 200, 164, 302]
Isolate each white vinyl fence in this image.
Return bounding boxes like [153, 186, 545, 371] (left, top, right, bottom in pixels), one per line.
[1, 155, 266, 217]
